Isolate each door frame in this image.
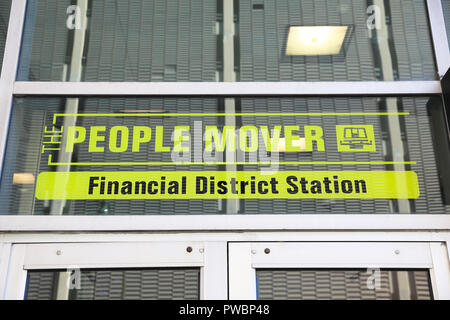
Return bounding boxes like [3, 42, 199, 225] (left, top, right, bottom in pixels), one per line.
[229, 241, 450, 300]
[1, 235, 450, 300]
[1, 241, 228, 300]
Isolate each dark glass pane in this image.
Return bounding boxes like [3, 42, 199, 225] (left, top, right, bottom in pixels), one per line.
[237, 0, 436, 81]
[256, 269, 432, 300]
[18, 0, 220, 82]
[26, 268, 200, 300]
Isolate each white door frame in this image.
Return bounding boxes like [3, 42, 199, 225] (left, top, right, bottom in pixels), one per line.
[229, 242, 450, 300]
[1, 241, 228, 300]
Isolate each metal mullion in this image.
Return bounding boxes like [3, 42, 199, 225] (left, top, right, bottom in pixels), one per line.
[0, 0, 27, 178]
[12, 81, 442, 96]
[2, 244, 27, 299]
[429, 242, 450, 299]
[427, 0, 450, 78]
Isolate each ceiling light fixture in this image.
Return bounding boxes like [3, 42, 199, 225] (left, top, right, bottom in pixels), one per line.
[286, 26, 349, 56]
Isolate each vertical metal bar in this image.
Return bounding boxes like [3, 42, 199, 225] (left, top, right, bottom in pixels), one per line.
[56, 271, 70, 300]
[223, 0, 239, 214]
[223, 0, 235, 83]
[396, 271, 412, 299]
[50, 0, 89, 215]
[0, 0, 27, 178]
[373, 0, 410, 213]
[427, 0, 450, 78]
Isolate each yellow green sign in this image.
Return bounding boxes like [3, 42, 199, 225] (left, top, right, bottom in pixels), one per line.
[36, 112, 420, 200]
[35, 171, 420, 200]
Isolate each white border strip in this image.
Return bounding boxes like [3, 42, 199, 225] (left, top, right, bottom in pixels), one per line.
[427, 0, 450, 78]
[0, 215, 449, 231]
[13, 81, 442, 95]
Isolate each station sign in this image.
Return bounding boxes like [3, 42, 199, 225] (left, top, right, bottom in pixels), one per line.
[36, 112, 420, 200]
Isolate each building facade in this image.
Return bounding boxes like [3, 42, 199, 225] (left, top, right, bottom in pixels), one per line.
[0, 0, 449, 300]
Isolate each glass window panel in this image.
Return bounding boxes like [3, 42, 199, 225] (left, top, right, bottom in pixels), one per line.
[0, 96, 449, 215]
[256, 269, 432, 300]
[17, 0, 437, 82]
[18, 0, 220, 82]
[25, 268, 200, 300]
[0, 0, 12, 76]
[237, 0, 436, 81]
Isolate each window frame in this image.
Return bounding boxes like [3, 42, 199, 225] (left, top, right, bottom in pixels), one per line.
[0, 0, 449, 231]
[1, 241, 228, 299]
[228, 241, 450, 300]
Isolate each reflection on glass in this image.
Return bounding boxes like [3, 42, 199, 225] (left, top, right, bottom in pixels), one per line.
[25, 268, 200, 300]
[0, 96, 449, 216]
[0, 0, 12, 75]
[18, 0, 436, 82]
[256, 269, 432, 300]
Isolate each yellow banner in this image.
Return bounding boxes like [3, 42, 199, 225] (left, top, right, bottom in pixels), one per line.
[35, 171, 419, 200]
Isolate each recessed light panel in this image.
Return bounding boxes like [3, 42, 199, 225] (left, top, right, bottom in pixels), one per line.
[286, 26, 349, 56]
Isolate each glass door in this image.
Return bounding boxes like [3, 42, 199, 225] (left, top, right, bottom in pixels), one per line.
[2, 241, 227, 300]
[229, 242, 450, 300]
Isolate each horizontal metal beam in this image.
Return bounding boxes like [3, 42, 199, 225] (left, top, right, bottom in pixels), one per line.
[0, 215, 449, 231]
[0, 231, 449, 244]
[13, 81, 442, 96]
